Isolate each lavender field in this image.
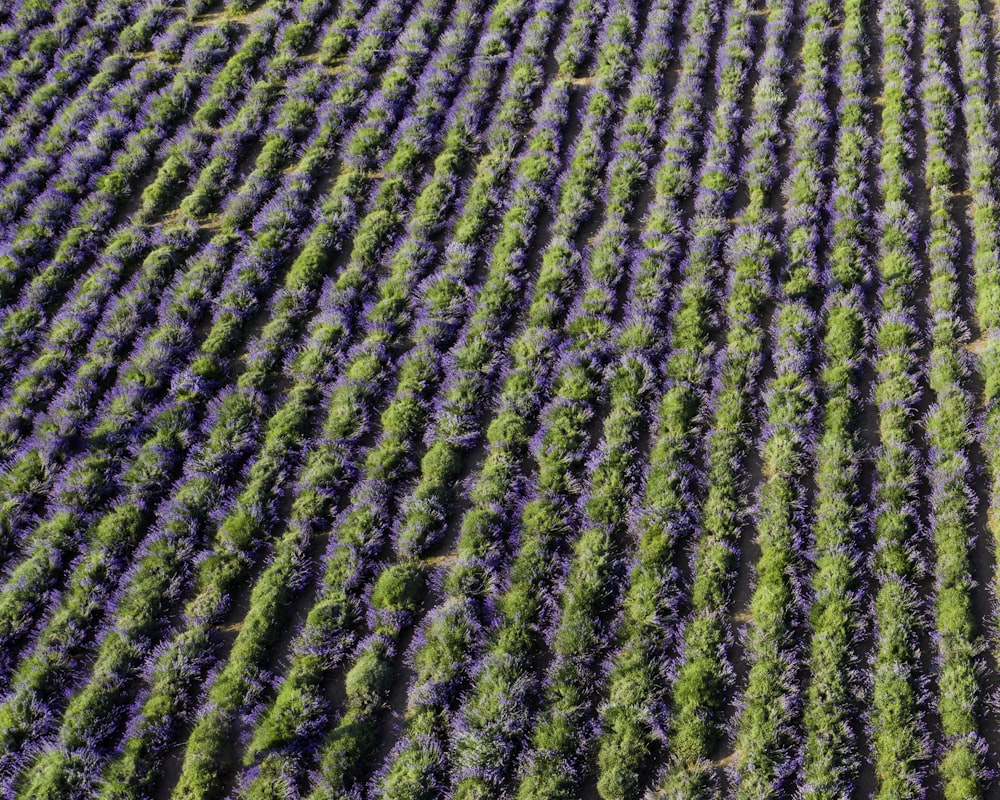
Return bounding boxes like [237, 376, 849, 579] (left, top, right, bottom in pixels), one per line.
[2, 0, 999, 796]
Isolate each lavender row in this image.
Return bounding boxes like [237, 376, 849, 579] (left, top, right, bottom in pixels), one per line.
[0, 0, 420, 683]
[0, 1, 292, 318]
[132, 0, 312, 223]
[0, 0, 107, 115]
[0, 0, 424, 559]
[340, 0, 692, 796]
[965, 0, 1000, 662]
[867, 0, 931, 793]
[0, 0, 94, 70]
[926, 0, 990, 793]
[596, 0, 785, 791]
[0, 18, 242, 307]
[345, 2, 668, 794]
[0, 9, 190, 222]
[595, 4, 784, 799]
[0, 3, 297, 388]
[169, 0, 579, 793]
[373, 0, 687, 789]
[0, 0, 337, 398]
[0, 0, 384, 668]
[798, 0, 874, 792]
[433, 0, 733, 794]
[6, 0, 454, 718]
[11, 0, 500, 794]
[725, 0, 841, 787]
[0, 8, 190, 221]
[136, 0, 314, 224]
[192, 8, 569, 787]
[957, 0, 1000, 779]
[0, 0, 355, 670]
[0, 21, 240, 559]
[637, 0, 795, 793]
[0, 18, 185, 225]
[0, 3, 320, 636]
[223, 3, 604, 797]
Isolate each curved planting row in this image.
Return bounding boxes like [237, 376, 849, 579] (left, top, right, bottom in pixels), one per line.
[0, 0, 305, 384]
[187, 0, 606, 797]
[0, 0, 385, 658]
[0, 16, 244, 304]
[6, 0, 1000, 792]
[0, 0, 372, 683]
[229, 2, 614, 797]
[429, 0, 735, 795]
[0, 0, 305, 338]
[0, 0, 428, 709]
[0, 0, 430, 574]
[597, 0, 793, 795]
[392, 3, 702, 796]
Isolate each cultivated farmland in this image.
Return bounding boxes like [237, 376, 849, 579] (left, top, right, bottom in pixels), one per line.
[0, 0, 998, 797]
